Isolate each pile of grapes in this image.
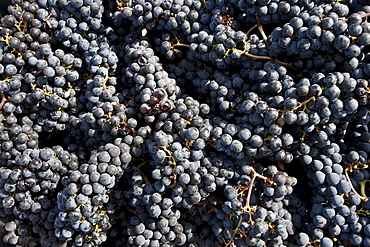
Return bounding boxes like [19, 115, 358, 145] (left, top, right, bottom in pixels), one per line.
[1, 0, 370, 246]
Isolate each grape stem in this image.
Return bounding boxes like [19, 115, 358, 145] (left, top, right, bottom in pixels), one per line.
[245, 15, 268, 44]
[43, 13, 53, 29]
[344, 167, 368, 201]
[342, 12, 370, 22]
[225, 168, 276, 247]
[358, 179, 370, 200]
[245, 23, 258, 37]
[169, 42, 294, 69]
[225, 215, 243, 247]
[240, 168, 275, 215]
[255, 14, 268, 44]
[0, 91, 6, 110]
[173, 43, 190, 48]
[172, 43, 190, 52]
[0, 34, 11, 46]
[243, 169, 257, 212]
[239, 51, 294, 69]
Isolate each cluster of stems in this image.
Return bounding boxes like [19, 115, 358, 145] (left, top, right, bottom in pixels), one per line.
[225, 167, 276, 247]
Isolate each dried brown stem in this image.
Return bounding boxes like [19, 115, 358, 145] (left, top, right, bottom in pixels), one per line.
[244, 170, 257, 210]
[224, 167, 276, 247]
[240, 51, 294, 69]
[245, 24, 258, 37]
[240, 168, 275, 215]
[173, 43, 190, 48]
[344, 167, 368, 201]
[0, 91, 6, 110]
[342, 12, 370, 22]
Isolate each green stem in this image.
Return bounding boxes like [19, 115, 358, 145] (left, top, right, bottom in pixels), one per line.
[255, 14, 268, 44]
[225, 215, 243, 247]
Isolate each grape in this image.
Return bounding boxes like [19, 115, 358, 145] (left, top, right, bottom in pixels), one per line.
[320, 237, 334, 247]
[178, 173, 191, 185]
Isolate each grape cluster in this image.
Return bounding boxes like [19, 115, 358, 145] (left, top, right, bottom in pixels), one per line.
[0, 0, 370, 246]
